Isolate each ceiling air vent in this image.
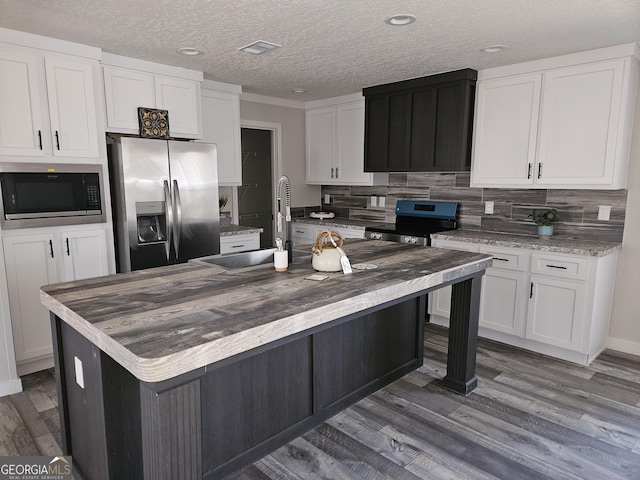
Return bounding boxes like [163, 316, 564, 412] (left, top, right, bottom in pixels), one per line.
[238, 40, 281, 55]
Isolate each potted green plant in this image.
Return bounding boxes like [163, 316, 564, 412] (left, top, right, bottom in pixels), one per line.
[529, 208, 559, 238]
[219, 194, 231, 228]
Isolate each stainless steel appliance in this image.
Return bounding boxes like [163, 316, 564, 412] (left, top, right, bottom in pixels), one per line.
[109, 137, 220, 272]
[365, 200, 458, 245]
[0, 162, 105, 229]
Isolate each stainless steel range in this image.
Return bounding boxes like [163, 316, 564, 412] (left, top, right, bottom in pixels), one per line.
[365, 200, 458, 246]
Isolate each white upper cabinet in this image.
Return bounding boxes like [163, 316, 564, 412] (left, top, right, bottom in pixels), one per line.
[199, 83, 242, 185]
[0, 51, 44, 156]
[306, 96, 387, 185]
[306, 106, 336, 183]
[0, 49, 100, 158]
[102, 54, 203, 139]
[471, 45, 639, 189]
[44, 57, 99, 157]
[154, 75, 201, 137]
[103, 66, 155, 130]
[470, 73, 542, 186]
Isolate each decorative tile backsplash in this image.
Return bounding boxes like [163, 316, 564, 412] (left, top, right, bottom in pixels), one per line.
[318, 172, 628, 243]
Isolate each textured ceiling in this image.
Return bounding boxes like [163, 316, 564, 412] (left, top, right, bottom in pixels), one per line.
[1, 0, 639, 101]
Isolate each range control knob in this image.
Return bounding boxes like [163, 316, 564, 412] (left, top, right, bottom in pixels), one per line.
[369, 232, 382, 240]
[403, 236, 418, 244]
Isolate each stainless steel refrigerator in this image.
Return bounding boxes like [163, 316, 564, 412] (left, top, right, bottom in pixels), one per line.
[108, 137, 220, 272]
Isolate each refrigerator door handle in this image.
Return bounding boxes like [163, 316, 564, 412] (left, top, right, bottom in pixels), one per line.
[172, 179, 183, 259]
[163, 180, 173, 261]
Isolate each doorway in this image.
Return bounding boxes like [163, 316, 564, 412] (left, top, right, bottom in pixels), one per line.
[239, 128, 274, 248]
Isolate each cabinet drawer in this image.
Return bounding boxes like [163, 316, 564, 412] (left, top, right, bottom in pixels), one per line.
[479, 246, 529, 272]
[530, 253, 588, 281]
[292, 223, 317, 242]
[220, 234, 260, 254]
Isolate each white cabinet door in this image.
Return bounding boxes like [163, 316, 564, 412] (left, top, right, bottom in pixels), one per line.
[155, 75, 201, 138]
[336, 102, 368, 184]
[200, 89, 242, 185]
[306, 107, 335, 183]
[537, 60, 624, 186]
[0, 51, 46, 156]
[3, 234, 58, 364]
[103, 66, 155, 130]
[526, 275, 585, 350]
[60, 229, 110, 282]
[471, 74, 541, 186]
[44, 57, 99, 157]
[480, 269, 528, 336]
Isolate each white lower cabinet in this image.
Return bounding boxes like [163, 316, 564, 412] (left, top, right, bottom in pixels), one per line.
[291, 221, 364, 247]
[429, 238, 617, 365]
[220, 233, 260, 254]
[3, 227, 110, 374]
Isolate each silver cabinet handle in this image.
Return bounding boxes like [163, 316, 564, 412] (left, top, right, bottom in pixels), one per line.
[232, 244, 245, 248]
[538, 163, 543, 179]
[336, 167, 339, 178]
[331, 167, 334, 178]
[49, 239, 54, 258]
[65, 238, 70, 256]
[494, 257, 509, 262]
[527, 163, 532, 179]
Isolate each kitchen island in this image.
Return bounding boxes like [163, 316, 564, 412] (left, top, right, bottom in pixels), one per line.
[41, 240, 492, 480]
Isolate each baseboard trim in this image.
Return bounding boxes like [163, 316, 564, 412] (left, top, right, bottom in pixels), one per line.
[0, 378, 23, 397]
[607, 337, 640, 357]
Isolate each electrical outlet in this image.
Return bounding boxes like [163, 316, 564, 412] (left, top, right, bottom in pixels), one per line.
[378, 196, 386, 207]
[324, 194, 330, 204]
[370, 196, 377, 207]
[74, 356, 85, 389]
[485, 201, 494, 214]
[598, 205, 611, 221]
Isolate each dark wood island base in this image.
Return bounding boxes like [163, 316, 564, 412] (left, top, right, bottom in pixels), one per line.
[43, 241, 491, 479]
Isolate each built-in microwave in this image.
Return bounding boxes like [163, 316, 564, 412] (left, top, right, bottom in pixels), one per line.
[0, 163, 106, 229]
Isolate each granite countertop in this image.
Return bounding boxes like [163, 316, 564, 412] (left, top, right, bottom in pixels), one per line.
[431, 230, 621, 257]
[293, 217, 386, 230]
[220, 224, 263, 236]
[40, 240, 492, 383]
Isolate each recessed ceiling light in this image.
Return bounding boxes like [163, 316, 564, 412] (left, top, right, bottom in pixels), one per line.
[481, 45, 508, 53]
[238, 40, 282, 55]
[291, 88, 306, 94]
[384, 14, 416, 26]
[176, 47, 202, 56]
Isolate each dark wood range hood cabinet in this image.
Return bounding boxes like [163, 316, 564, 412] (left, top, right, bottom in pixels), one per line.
[363, 68, 477, 172]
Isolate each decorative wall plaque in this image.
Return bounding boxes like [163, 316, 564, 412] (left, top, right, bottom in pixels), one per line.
[138, 107, 170, 139]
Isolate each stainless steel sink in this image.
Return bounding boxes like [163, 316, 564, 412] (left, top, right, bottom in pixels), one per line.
[192, 248, 276, 269]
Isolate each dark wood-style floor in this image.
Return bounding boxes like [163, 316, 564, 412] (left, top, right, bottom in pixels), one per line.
[2, 324, 639, 480]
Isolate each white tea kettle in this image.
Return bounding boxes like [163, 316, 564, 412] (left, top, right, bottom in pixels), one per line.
[311, 230, 344, 272]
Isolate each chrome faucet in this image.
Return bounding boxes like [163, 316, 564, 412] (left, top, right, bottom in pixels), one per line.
[276, 175, 292, 262]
